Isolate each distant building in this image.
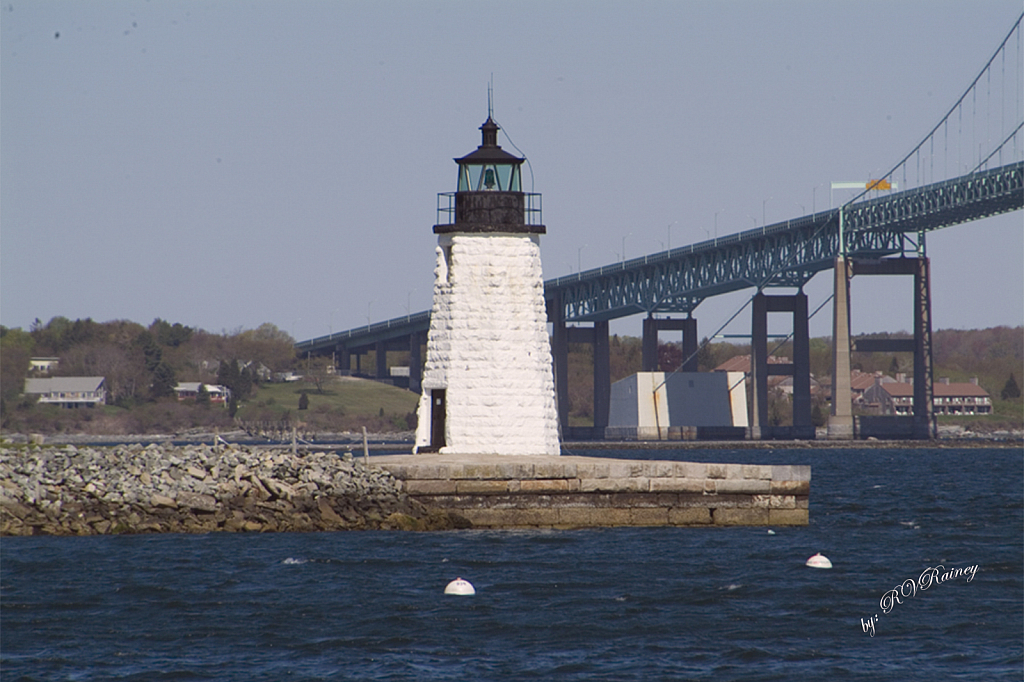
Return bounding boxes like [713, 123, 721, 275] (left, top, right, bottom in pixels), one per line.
[862, 377, 992, 415]
[606, 371, 748, 440]
[775, 374, 824, 397]
[174, 382, 231, 404]
[713, 354, 789, 375]
[28, 357, 60, 375]
[851, 370, 897, 409]
[24, 377, 106, 408]
[713, 354, 804, 395]
[241, 361, 273, 383]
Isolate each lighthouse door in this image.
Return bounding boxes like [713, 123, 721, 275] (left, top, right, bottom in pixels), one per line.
[430, 389, 446, 449]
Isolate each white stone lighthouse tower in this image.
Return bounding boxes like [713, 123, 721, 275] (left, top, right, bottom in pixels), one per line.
[413, 114, 560, 455]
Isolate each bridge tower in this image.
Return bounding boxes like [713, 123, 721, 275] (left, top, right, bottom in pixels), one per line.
[413, 113, 560, 455]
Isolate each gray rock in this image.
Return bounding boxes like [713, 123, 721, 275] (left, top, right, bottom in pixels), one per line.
[1, 442, 455, 535]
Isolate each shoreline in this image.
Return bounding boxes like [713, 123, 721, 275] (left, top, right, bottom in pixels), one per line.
[3, 435, 1018, 538]
[561, 438, 1023, 450]
[0, 442, 467, 537]
[3, 430, 1020, 450]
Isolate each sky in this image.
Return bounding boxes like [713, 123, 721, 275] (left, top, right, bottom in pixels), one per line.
[3, 0, 1022, 345]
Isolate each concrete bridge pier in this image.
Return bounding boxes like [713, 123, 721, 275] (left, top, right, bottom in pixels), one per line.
[750, 291, 813, 440]
[642, 315, 698, 372]
[828, 257, 855, 439]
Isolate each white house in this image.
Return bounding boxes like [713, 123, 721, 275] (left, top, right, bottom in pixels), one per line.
[29, 357, 60, 375]
[863, 376, 993, 415]
[174, 382, 231, 404]
[24, 377, 106, 408]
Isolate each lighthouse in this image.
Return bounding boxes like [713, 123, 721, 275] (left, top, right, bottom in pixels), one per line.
[413, 113, 560, 455]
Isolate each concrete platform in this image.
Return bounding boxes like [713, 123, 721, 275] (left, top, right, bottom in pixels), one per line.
[374, 453, 810, 529]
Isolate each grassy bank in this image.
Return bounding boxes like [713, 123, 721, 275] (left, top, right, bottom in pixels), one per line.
[235, 376, 419, 434]
[1, 376, 420, 437]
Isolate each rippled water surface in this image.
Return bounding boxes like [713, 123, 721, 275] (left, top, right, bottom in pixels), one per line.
[2, 447, 1021, 681]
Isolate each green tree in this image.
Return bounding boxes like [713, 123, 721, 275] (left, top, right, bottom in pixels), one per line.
[150, 362, 177, 400]
[811, 401, 827, 427]
[696, 337, 717, 372]
[151, 318, 193, 347]
[658, 343, 683, 372]
[31, 316, 100, 353]
[0, 327, 34, 404]
[134, 331, 163, 372]
[1001, 373, 1021, 400]
[305, 356, 335, 394]
[236, 364, 254, 400]
[216, 359, 255, 401]
[217, 358, 240, 389]
[196, 383, 211, 407]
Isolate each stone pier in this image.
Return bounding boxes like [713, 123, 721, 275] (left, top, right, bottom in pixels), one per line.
[375, 454, 810, 529]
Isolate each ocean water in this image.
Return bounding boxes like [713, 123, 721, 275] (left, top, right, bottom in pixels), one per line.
[2, 447, 1021, 681]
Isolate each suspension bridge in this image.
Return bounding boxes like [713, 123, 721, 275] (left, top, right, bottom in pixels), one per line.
[296, 13, 1024, 440]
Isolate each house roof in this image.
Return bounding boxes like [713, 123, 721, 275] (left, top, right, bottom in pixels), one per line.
[24, 377, 105, 393]
[850, 371, 896, 391]
[880, 382, 990, 397]
[175, 382, 229, 394]
[713, 355, 788, 373]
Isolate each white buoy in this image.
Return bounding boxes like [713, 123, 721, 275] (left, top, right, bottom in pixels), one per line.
[805, 553, 832, 569]
[767, 529, 776, 535]
[444, 577, 475, 595]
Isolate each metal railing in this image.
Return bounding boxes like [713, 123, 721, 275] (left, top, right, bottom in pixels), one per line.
[434, 192, 543, 226]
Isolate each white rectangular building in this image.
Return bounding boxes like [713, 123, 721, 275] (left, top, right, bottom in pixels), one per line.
[606, 371, 748, 440]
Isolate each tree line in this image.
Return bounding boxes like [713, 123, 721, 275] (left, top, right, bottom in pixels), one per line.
[1, 316, 1019, 433]
[0, 317, 296, 423]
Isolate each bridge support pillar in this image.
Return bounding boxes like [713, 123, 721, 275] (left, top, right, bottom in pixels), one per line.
[558, 321, 610, 439]
[849, 257, 935, 439]
[375, 341, 387, 380]
[409, 332, 423, 395]
[337, 347, 351, 375]
[750, 292, 813, 440]
[594, 320, 610, 436]
[642, 316, 698, 372]
[912, 257, 935, 439]
[828, 257, 855, 439]
[548, 296, 570, 436]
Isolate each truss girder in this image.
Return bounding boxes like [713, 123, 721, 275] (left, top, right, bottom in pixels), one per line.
[296, 311, 430, 356]
[548, 162, 1023, 322]
[844, 162, 1023, 237]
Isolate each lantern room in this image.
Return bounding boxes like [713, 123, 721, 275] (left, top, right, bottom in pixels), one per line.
[454, 117, 523, 192]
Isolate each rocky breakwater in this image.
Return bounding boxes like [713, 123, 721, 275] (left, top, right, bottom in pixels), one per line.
[0, 443, 466, 536]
